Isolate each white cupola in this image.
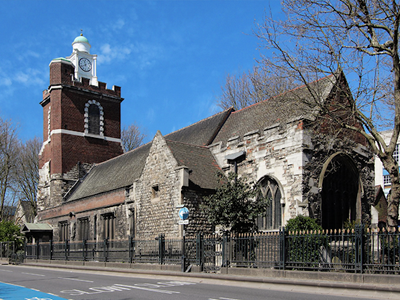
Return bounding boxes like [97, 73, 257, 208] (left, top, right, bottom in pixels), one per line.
[66, 33, 98, 86]
[72, 34, 91, 53]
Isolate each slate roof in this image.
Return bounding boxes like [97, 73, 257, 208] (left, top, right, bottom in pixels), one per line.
[165, 108, 232, 146]
[22, 223, 53, 233]
[68, 143, 151, 201]
[166, 139, 221, 190]
[211, 75, 336, 146]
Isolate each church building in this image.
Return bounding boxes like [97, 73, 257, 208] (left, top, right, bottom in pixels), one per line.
[33, 35, 375, 243]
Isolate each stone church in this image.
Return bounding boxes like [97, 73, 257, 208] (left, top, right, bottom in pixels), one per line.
[33, 34, 374, 243]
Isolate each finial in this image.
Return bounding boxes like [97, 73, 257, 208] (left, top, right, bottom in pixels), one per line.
[80, 29, 83, 36]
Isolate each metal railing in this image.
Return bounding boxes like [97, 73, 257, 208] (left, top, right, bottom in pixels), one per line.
[24, 225, 400, 274]
[1, 241, 15, 259]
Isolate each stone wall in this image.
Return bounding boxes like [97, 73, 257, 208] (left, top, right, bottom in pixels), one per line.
[303, 131, 374, 226]
[210, 120, 306, 226]
[210, 118, 374, 228]
[134, 132, 181, 239]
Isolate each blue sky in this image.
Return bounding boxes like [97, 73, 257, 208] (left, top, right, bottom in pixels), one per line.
[0, 0, 278, 143]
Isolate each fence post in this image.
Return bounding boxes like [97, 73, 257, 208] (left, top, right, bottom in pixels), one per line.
[104, 238, 108, 262]
[158, 233, 165, 265]
[23, 239, 27, 260]
[128, 236, 133, 264]
[64, 240, 68, 261]
[279, 227, 286, 270]
[222, 231, 229, 267]
[36, 240, 40, 260]
[82, 239, 86, 261]
[50, 240, 53, 260]
[355, 224, 364, 273]
[196, 232, 203, 270]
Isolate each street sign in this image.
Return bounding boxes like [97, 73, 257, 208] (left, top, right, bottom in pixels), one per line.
[179, 219, 189, 225]
[179, 207, 189, 220]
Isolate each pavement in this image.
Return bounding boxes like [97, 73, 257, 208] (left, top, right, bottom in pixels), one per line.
[6, 258, 398, 295]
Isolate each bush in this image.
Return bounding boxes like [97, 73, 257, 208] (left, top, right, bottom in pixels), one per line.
[285, 215, 323, 233]
[285, 216, 326, 267]
[0, 221, 24, 250]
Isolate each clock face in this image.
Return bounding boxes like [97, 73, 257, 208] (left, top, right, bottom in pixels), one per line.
[79, 57, 92, 72]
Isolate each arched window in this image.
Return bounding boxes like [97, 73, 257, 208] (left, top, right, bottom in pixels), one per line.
[84, 100, 104, 136]
[257, 176, 282, 230]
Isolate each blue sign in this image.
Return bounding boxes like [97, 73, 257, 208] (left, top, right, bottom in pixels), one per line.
[179, 207, 189, 220]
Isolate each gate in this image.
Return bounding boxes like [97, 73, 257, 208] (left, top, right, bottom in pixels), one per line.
[201, 234, 226, 273]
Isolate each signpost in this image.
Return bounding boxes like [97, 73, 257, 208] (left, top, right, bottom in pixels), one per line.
[178, 206, 189, 272]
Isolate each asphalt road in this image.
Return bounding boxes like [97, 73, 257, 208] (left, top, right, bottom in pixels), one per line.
[0, 264, 397, 300]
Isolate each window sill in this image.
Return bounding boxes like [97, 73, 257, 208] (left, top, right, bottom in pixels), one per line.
[84, 133, 105, 140]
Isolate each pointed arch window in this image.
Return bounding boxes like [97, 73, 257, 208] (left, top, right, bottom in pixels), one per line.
[84, 100, 104, 136]
[257, 176, 282, 230]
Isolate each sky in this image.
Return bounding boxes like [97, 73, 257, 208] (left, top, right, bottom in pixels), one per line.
[0, 0, 280, 143]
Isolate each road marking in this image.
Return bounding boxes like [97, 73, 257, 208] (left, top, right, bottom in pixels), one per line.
[58, 277, 94, 283]
[209, 298, 241, 300]
[60, 281, 195, 296]
[22, 272, 46, 277]
[0, 269, 12, 272]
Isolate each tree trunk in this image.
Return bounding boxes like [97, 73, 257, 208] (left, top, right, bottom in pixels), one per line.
[381, 155, 400, 228]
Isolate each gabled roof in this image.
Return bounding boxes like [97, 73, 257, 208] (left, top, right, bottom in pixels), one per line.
[165, 108, 232, 146]
[211, 75, 336, 146]
[166, 139, 221, 190]
[68, 143, 151, 201]
[22, 223, 53, 233]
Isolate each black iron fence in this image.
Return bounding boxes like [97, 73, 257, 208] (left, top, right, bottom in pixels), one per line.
[1, 241, 15, 259]
[24, 225, 400, 274]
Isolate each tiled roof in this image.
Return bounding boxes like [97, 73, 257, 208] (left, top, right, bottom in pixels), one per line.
[166, 139, 221, 190]
[211, 75, 336, 146]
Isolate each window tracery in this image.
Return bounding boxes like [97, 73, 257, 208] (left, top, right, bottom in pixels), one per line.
[257, 176, 282, 230]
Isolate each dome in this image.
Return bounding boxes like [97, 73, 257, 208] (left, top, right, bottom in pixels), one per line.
[73, 35, 89, 44]
[72, 33, 91, 53]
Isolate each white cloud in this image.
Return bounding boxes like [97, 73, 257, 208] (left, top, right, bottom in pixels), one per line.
[113, 18, 125, 30]
[14, 68, 46, 86]
[97, 43, 132, 65]
[146, 107, 155, 122]
[17, 50, 40, 61]
[97, 41, 165, 73]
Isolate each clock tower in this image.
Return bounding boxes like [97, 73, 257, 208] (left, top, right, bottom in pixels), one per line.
[37, 34, 124, 212]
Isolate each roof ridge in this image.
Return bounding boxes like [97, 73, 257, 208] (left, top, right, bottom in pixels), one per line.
[95, 142, 151, 167]
[165, 138, 208, 149]
[164, 107, 232, 138]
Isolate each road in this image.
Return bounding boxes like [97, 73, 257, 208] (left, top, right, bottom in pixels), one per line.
[0, 264, 397, 300]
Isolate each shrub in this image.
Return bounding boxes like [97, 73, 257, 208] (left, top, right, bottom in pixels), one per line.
[285, 215, 326, 268]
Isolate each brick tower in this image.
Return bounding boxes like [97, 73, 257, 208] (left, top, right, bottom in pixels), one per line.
[37, 34, 124, 212]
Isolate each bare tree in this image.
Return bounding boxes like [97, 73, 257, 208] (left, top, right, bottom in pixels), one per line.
[255, 0, 400, 228]
[13, 137, 41, 222]
[217, 65, 296, 110]
[0, 117, 19, 221]
[121, 123, 147, 152]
